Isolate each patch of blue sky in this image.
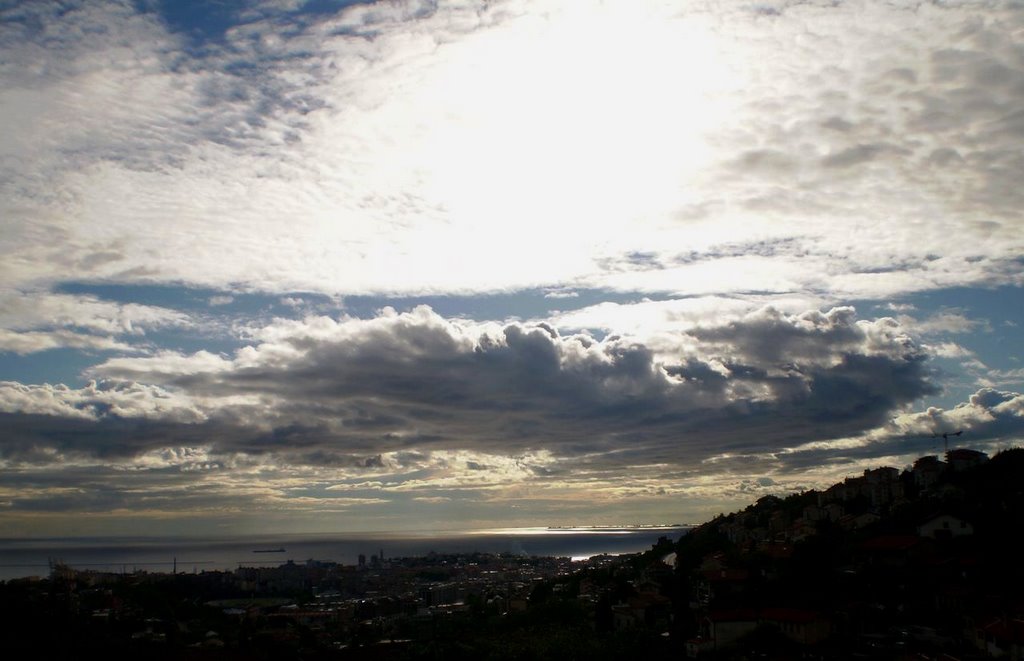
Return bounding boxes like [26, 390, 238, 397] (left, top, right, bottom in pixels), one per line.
[0, 325, 248, 388]
[53, 282, 338, 320]
[130, 326, 243, 359]
[52, 281, 670, 325]
[858, 284, 1024, 409]
[886, 285, 1022, 367]
[0, 348, 104, 388]
[340, 289, 672, 325]
[144, 0, 239, 47]
[147, 0, 374, 49]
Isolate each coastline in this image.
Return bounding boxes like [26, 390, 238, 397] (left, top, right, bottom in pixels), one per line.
[0, 526, 689, 581]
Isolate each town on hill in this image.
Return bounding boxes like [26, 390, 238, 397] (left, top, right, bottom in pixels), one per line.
[1, 447, 1021, 659]
[674, 445, 1024, 659]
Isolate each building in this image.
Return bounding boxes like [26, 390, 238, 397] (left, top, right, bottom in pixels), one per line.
[913, 455, 946, 489]
[946, 448, 988, 472]
[703, 609, 759, 650]
[759, 607, 832, 645]
[819, 466, 902, 507]
[917, 514, 973, 539]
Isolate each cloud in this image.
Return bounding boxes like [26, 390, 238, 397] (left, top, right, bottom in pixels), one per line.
[0, 290, 192, 354]
[549, 295, 828, 339]
[0, 290, 190, 335]
[0, 1, 1021, 299]
[915, 387, 1024, 443]
[0, 379, 206, 423]
[1, 0, 1023, 533]
[4, 300, 996, 529]
[0, 329, 136, 355]
[896, 310, 989, 336]
[978, 368, 1024, 388]
[544, 290, 579, 299]
[821, 143, 905, 169]
[772, 387, 1024, 476]
[0, 305, 937, 472]
[924, 342, 975, 359]
[701, 1, 1024, 297]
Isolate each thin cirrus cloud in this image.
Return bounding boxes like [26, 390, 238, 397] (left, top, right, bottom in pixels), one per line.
[1, 0, 1021, 298]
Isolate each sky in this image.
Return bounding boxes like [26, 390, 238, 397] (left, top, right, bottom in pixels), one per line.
[1, 0, 1023, 538]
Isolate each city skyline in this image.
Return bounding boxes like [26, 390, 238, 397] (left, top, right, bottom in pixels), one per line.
[1, 0, 1023, 537]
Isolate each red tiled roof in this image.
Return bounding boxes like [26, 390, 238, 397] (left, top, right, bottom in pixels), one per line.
[983, 618, 1024, 644]
[760, 542, 793, 559]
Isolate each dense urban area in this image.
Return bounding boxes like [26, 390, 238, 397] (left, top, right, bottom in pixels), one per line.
[2, 446, 1022, 660]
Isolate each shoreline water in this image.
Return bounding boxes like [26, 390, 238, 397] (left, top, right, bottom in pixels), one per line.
[0, 526, 689, 581]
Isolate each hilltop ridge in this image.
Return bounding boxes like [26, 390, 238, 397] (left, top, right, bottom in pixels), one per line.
[673, 446, 1024, 659]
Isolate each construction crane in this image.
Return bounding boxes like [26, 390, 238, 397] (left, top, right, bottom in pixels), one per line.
[932, 430, 963, 454]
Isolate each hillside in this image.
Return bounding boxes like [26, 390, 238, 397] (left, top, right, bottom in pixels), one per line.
[673, 447, 1024, 659]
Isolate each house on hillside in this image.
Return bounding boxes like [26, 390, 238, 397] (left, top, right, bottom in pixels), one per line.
[819, 467, 902, 507]
[700, 567, 752, 603]
[611, 591, 672, 631]
[976, 617, 1024, 659]
[769, 509, 791, 535]
[786, 518, 817, 541]
[693, 607, 833, 654]
[702, 609, 759, 651]
[946, 448, 988, 472]
[913, 455, 946, 489]
[917, 514, 974, 539]
[864, 466, 904, 506]
[858, 535, 929, 569]
[759, 607, 832, 645]
[720, 519, 759, 545]
[838, 511, 880, 531]
[804, 502, 843, 522]
[685, 636, 715, 658]
[698, 553, 727, 573]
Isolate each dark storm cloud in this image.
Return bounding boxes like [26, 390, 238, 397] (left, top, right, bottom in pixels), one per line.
[0, 411, 226, 463]
[0, 305, 945, 473]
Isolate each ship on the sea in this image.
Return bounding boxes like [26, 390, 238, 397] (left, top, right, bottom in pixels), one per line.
[252, 548, 286, 553]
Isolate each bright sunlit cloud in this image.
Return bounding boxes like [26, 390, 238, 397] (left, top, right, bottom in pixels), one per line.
[413, 2, 740, 234]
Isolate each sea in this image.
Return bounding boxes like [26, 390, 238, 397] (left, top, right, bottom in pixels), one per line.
[0, 526, 688, 581]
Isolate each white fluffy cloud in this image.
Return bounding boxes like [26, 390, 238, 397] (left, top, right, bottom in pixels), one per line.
[0, 291, 190, 334]
[0, 290, 191, 354]
[0, 379, 206, 422]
